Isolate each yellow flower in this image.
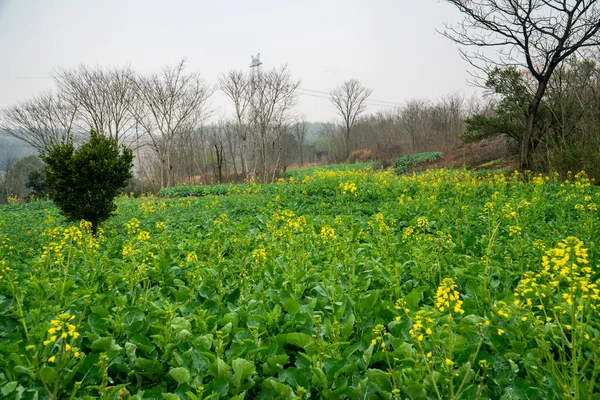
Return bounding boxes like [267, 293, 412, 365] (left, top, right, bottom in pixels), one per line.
[426, 352, 432, 358]
[435, 278, 464, 314]
[48, 356, 56, 363]
[445, 358, 454, 367]
[497, 329, 505, 335]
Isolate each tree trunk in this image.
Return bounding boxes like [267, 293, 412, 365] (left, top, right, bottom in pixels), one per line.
[345, 125, 351, 160]
[520, 79, 549, 169]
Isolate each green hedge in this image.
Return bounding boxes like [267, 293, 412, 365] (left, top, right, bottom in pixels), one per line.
[159, 183, 278, 198]
[394, 152, 442, 174]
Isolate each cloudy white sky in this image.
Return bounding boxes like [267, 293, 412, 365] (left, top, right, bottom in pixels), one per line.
[0, 0, 478, 122]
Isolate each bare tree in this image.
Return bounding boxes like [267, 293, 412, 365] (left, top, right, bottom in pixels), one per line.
[54, 65, 138, 147]
[249, 65, 300, 181]
[1, 92, 78, 152]
[330, 79, 373, 159]
[219, 70, 252, 176]
[442, 0, 600, 168]
[131, 60, 212, 188]
[292, 118, 308, 166]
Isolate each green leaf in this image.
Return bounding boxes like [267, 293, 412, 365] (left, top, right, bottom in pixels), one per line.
[90, 337, 123, 353]
[232, 358, 257, 388]
[277, 332, 312, 349]
[1, 382, 18, 396]
[130, 334, 155, 354]
[134, 358, 164, 377]
[283, 298, 300, 314]
[40, 367, 55, 384]
[169, 367, 191, 385]
[208, 358, 233, 381]
[341, 314, 355, 339]
[262, 378, 294, 397]
[404, 285, 428, 310]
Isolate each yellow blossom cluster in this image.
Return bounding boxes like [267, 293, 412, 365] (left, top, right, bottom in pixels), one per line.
[513, 237, 599, 320]
[508, 226, 522, 237]
[252, 247, 267, 264]
[213, 213, 229, 227]
[0, 260, 10, 280]
[124, 218, 141, 235]
[417, 217, 429, 229]
[44, 313, 81, 361]
[435, 278, 464, 314]
[319, 225, 336, 241]
[339, 181, 358, 196]
[408, 310, 434, 342]
[371, 324, 387, 352]
[373, 212, 393, 235]
[402, 226, 415, 242]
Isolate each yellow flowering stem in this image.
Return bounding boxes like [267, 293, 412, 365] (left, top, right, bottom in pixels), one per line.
[52, 339, 67, 399]
[34, 364, 54, 398]
[454, 332, 486, 399]
[405, 313, 442, 400]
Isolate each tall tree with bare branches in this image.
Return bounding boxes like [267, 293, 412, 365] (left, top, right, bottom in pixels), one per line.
[330, 80, 372, 159]
[54, 65, 138, 147]
[131, 60, 212, 188]
[249, 66, 300, 181]
[442, 0, 600, 168]
[219, 70, 252, 176]
[1, 92, 78, 152]
[292, 118, 308, 166]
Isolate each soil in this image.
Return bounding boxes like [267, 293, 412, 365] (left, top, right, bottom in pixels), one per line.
[406, 137, 519, 173]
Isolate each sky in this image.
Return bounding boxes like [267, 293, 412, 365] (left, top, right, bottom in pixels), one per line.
[0, 0, 479, 123]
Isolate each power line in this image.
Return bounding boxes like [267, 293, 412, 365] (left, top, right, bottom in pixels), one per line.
[298, 87, 404, 107]
[297, 88, 403, 108]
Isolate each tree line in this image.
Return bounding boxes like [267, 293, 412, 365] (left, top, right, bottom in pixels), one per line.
[3, 0, 600, 202]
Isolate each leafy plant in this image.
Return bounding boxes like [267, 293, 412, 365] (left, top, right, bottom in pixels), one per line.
[41, 129, 133, 233]
[26, 169, 47, 199]
[1, 167, 600, 398]
[394, 152, 442, 174]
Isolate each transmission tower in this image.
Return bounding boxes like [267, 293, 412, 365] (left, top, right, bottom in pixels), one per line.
[250, 53, 262, 92]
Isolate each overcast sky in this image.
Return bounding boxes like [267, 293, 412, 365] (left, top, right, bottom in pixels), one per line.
[0, 0, 478, 122]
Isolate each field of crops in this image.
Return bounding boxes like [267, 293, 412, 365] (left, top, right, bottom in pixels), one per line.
[1, 167, 600, 399]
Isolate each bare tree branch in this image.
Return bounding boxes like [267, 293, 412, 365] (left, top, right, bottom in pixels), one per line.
[330, 79, 373, 159]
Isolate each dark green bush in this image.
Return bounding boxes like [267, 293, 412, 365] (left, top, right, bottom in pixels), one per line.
[159, 183, 278, 198]
[394, 152, 442, 174]
[26, 169, 47, 199]
[41, 130, 133, 233]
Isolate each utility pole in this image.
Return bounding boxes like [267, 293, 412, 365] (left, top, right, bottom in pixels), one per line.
[250, 53, 262, 93]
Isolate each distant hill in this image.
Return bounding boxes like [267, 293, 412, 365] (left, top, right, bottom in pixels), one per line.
[0, 133, 38, 166]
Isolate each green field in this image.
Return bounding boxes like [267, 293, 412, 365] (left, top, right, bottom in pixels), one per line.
[1, 168, 600, 399]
